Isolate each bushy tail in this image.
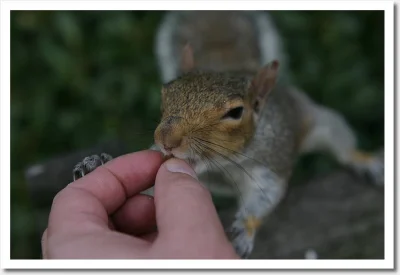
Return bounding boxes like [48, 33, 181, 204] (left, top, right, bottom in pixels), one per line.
[155, 11, 287, 83]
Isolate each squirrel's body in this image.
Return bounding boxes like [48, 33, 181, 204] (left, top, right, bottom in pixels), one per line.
[153, 11, 384, 258]
[72, 11, 384, 259]
[245, 84, 307, 179]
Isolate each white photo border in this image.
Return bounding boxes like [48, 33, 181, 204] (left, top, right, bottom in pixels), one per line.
[1, 0, 394, 270]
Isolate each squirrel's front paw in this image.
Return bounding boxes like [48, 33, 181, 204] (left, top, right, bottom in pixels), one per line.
[227, 218, 258, 259]
[72, 153, 113, 181]
[366, 154, 384, 186]
[351, 150, 384, 186]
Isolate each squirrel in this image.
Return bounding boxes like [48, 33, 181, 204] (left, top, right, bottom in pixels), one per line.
[72, 11, 384, 259]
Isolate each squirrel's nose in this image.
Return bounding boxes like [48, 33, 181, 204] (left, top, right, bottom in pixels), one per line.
[154, 116, 184, 153]
[163, 138, 182, 152]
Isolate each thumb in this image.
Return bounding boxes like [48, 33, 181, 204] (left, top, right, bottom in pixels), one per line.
[154, 158, 226, 240]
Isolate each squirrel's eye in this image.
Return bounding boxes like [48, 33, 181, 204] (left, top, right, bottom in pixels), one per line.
[222, 106, 244, 120]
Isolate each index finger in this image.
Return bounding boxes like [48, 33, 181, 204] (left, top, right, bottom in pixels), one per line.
[48, 150, 163, 235]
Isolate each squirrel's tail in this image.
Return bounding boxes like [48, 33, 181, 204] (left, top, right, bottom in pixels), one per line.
[155, 11, 287, 83]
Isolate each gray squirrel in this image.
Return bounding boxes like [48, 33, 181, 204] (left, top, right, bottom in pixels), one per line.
[72, 11, 384, 258]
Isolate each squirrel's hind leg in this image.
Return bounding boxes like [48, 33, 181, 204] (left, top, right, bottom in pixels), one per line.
[299, 105, 384, 186]
[72, 153, 113, 181]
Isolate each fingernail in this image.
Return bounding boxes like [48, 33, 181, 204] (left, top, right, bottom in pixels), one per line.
[165, 159, 198, 179]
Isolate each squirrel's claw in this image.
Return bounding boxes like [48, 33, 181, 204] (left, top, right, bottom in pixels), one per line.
[227, 221, 255, 259]
[351, 149, 384, 187]
[72, 153, 113, 181]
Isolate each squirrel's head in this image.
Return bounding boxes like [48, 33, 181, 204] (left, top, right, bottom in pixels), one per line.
[154, 44, 279, 168]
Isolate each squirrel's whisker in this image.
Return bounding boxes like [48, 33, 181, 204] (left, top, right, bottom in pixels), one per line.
[191, 141, 248, 216]
[191, 143, 213, 182]
[195, 137, 267, 168]
[205, 154, 248, 217]
[193, 138, 255, 181]
[193, 138, 271, 204]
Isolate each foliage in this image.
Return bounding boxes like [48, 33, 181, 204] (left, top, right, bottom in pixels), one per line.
[10, 11, 384, 259]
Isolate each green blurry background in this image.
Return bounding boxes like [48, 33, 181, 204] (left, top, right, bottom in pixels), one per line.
[11, 11, 384, 259]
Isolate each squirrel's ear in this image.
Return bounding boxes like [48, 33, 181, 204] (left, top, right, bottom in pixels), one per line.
[250, 60, 279, 113]
[180, 43, 195, 73]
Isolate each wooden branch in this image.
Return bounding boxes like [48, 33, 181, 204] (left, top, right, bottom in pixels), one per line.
[218, 172, 384, 259]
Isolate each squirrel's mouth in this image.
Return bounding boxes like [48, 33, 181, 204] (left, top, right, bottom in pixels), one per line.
[159, 148, 198, 167]
[153, 143, 202, 170]
[168, 154, 199, 170]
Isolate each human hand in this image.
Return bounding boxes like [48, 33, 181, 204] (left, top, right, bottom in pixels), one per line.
[42, 150, 239, 259]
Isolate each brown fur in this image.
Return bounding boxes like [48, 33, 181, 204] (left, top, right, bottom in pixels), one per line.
[154, 71, 257, 159]
[154, 34, 282, 166]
